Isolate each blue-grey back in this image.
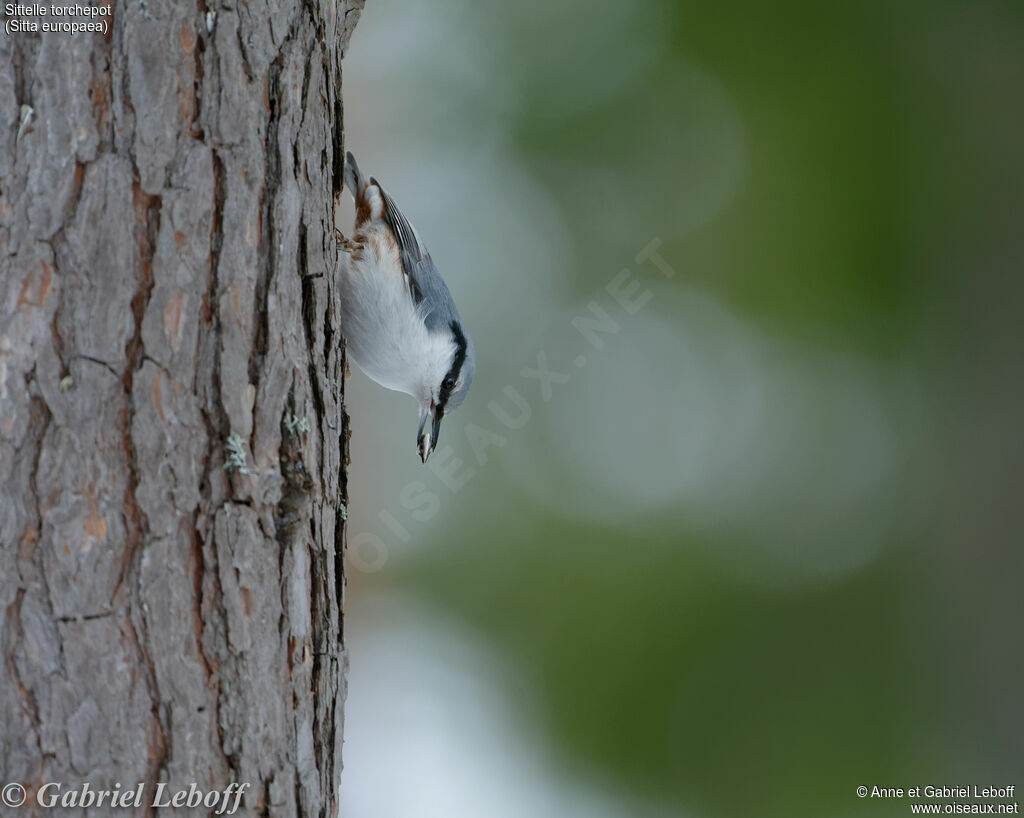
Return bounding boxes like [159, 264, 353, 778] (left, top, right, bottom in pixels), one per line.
[374, 177, 475, 408]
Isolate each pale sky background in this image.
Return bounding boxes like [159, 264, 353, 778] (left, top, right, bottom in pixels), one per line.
[334, 0, 925, 815]
[337, 1, 679, 814]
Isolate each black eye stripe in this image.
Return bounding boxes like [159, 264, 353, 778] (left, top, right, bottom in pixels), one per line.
[437, 321, 468, 413]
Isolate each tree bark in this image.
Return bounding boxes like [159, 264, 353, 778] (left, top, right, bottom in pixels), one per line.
[0, 0, 361, 814]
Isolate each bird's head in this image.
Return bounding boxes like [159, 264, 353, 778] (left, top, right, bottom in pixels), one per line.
[417, 321, 475, 463]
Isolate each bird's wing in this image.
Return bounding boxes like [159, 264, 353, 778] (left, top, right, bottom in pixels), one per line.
[374, 179, 458, 332]
[374, 180, 429, 304]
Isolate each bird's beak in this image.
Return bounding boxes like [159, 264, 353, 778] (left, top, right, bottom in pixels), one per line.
[417, 404, 444, 464]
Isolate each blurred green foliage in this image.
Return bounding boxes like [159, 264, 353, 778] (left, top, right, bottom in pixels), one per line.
[354, 0, 1024, 815]
[399, 517, 914, 816]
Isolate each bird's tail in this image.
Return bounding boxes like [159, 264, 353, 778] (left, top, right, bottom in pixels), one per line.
[344, 151, 366, 200]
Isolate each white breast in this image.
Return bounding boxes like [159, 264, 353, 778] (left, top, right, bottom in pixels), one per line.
[336, 227, 453, 403]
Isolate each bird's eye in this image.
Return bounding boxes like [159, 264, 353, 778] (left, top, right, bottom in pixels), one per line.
[443, 376, 455, 391]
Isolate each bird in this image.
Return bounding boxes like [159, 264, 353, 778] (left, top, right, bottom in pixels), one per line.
[336, 151, 475, 463]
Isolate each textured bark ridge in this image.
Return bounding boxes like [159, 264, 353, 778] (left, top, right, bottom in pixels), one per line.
[0, 0, 362, 815]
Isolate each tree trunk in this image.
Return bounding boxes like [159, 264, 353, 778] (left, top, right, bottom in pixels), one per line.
[0, 1, 361, 815]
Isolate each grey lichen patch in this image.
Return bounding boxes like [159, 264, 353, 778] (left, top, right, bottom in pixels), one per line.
[283, 412, 310, 436]
[17, 104, 34, 143]
[222, 433, 252, 474]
